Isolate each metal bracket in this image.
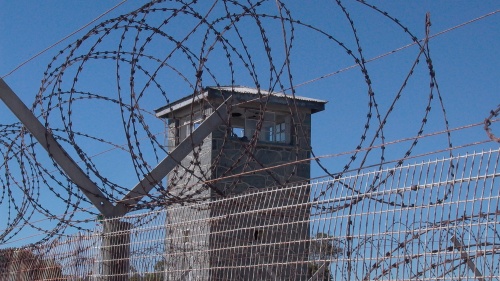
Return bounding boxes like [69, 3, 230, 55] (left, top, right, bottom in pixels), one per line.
[112, 97, 230, 216]
[0, 78, 115, 217]
[0, 78, 230, 217]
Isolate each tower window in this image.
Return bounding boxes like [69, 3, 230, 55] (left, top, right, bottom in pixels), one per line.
[231, 127, 245, 138]
[275, 122, 286, 142]
[171, 112, 203, 145]
[171, 109, 291, 145]
[231, 109, 291, 144]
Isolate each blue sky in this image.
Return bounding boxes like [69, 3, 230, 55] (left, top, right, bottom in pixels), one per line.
[0, 1, 498, 244]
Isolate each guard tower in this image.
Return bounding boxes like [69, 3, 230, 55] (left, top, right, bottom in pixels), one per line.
[155, 86, 326, 280]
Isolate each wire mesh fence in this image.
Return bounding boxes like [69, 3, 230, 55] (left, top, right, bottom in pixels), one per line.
[1, 148, 499, 280]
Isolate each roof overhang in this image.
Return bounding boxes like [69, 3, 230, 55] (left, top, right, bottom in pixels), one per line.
[155, 86, 327, 118]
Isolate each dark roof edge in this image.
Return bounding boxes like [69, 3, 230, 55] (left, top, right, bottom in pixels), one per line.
[206, 87, 326, 114]
[155, 86, 327, 117]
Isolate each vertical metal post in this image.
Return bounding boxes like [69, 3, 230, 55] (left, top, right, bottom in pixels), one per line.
[101, 220, 132, 281]
[1, 79, 231, 280]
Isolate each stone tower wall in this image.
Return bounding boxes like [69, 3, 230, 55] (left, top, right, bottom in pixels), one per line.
[209, 111, 312, 280]
[164, 106, 214, 281]
[165, 102, 314, 280]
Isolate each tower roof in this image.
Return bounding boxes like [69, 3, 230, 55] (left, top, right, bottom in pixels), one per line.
[155, 86, 327, 118]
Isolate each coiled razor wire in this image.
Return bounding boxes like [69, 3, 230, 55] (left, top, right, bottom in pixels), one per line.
[1, 0, 494, 245]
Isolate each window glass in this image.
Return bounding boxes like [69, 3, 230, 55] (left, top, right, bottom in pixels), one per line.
[262, 121, 274, 142]
[192, 121, 201, 132]
[275, 122, 286, 142]
[232, 127, 244, 138]
[178, 112, 202, 141]
[231, 109, 290, 144]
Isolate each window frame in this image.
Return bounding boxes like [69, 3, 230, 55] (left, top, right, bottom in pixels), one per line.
[175, 111, 203, 144]
[231, 109, 291, 144]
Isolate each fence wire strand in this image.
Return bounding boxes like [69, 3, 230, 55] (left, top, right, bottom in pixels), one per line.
[1, 149, 499, 280]
[1, 0, 499, 280]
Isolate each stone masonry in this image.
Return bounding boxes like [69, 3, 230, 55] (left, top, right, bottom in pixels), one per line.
[156, 86, 326, 280]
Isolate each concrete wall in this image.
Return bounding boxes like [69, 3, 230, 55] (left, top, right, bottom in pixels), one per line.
[209, 186, 311, 280]
[208, 111, 311, 280]
[165, 107, 213, 281]
[166, 104, 313, 280]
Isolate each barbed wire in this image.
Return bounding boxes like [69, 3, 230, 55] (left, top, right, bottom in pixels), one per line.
[1, 117, 497, 246]
[485, 104, 500, 143]
[2, 150, 499, 280]
[0, 0, 497, 249]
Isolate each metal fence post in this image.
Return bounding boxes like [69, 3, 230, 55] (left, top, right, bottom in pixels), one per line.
[101, 220, 132, 281]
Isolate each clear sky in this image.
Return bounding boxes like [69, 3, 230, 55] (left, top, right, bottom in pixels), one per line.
[0, 1, 498, 245]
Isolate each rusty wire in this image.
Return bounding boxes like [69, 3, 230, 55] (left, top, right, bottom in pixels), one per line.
[0, 0, 497, 249]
